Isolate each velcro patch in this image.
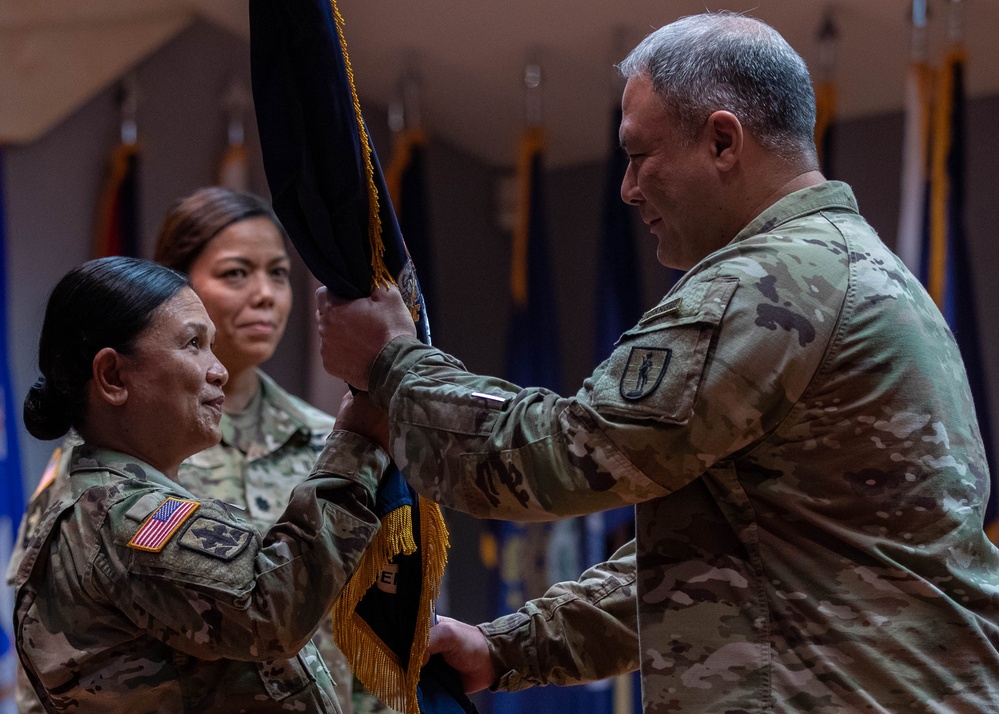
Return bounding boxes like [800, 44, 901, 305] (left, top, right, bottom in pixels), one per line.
[620, 347, 672, 400]
[178, 516, 253, 561]
[128, 498, 200, 552]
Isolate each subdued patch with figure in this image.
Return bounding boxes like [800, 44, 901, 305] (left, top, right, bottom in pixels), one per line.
[620, 347, 671, 400]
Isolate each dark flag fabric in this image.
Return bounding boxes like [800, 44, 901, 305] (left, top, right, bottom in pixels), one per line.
[923, 46, 997, 542]
[386, 127, 435, 318]
[248, 2, 472, 713]
[0, 148, 26, 706]
[92, 141, 140, 258]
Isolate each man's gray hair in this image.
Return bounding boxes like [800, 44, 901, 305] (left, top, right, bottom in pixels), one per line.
[618, 13, 816, 158]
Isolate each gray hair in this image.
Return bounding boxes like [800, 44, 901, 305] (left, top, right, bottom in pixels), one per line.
[618, 13, 816, 158]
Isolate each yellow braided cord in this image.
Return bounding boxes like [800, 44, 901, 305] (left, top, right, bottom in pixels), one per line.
[329, 0, 394, 291]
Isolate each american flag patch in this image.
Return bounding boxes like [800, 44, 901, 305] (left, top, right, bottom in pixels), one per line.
[128, 498, 200, 552]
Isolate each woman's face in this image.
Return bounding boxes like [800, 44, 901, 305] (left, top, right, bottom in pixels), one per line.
[187, 217, 292, 377]
[120, 287, 228, 471]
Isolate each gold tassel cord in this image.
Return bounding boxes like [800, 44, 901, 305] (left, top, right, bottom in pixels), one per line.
[329, 0, 394, 292]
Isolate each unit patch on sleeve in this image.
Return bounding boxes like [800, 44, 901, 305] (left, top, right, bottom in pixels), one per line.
[178, 516, 253, 561]
[620, 347, 672, 400]
[128, 497, 200, 552]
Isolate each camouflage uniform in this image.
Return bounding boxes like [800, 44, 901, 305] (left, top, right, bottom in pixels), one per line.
[367, 182, 999, 712]
[11, 432, 385, 713]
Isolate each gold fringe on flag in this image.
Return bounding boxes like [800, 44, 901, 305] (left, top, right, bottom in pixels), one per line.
[333, 499, 450, 714]
[329, 0, 394, 292]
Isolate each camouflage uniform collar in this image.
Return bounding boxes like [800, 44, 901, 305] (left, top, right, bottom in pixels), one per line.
[220, 370, 317, 462]
[69, 444, 192, 494]
[734, 180, 858, 244]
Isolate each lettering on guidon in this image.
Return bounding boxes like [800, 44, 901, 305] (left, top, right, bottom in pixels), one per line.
[376, 563, 399, 594]
[620, 347, 672, 400]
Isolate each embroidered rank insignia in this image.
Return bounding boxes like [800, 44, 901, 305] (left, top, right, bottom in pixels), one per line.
[128, 498, 200, 552]
[178, 516, 253, 561]
[620, 347, 671, 400]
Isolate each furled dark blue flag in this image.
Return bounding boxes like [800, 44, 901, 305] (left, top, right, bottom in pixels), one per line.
[92, 141, 140, 258]
[248, 2, 473, 713]
[922, 45, 996, 540]
[0, 147, 26, 709]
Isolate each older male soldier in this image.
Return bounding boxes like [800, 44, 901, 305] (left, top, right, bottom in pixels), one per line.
[316, 12, 999, 713]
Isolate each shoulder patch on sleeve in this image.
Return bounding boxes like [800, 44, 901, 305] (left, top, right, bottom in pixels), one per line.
[177, 516, 253, 561]
[128, 497, 200, 552]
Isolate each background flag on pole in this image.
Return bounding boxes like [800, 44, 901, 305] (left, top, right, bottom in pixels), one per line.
[923, 29, 997, 542]
[92, 79, 140, 259]
[0, 147, 26, 710]
[218, 81, 251, 192]
[813, 14, 839, 178]
[895, 0, 932, 275]
[92, 143, 140, 258]
[248, 1, 472, 713]
[386, 126, 435, 318]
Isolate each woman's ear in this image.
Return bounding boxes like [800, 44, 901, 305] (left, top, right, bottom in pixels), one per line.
[92, 347, 128, 406]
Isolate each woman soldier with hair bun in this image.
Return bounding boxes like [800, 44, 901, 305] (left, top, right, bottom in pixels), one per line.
[13, 255, 388, 712]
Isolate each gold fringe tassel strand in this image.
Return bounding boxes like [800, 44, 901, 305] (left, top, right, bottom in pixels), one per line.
[329, 0, 394, 291]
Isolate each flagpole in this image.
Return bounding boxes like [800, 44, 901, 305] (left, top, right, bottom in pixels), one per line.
[813, 9, 838, 177]
[895, 0, 930, 275]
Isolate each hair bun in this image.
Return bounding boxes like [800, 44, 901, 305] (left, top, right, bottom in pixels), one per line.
[23, 377, 73, 441]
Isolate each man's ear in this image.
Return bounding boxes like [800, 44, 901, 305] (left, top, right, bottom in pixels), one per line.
[705, 110, 743, 171]
[92, 347, 128, 406]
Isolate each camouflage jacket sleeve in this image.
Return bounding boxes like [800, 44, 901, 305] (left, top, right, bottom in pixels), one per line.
[367, 261, 834, 521]
[480, 540, 638, 690]
[54, 431, 385, 661]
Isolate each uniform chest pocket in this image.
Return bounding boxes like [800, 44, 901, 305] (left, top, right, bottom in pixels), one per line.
[591, 277, 738, 424]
